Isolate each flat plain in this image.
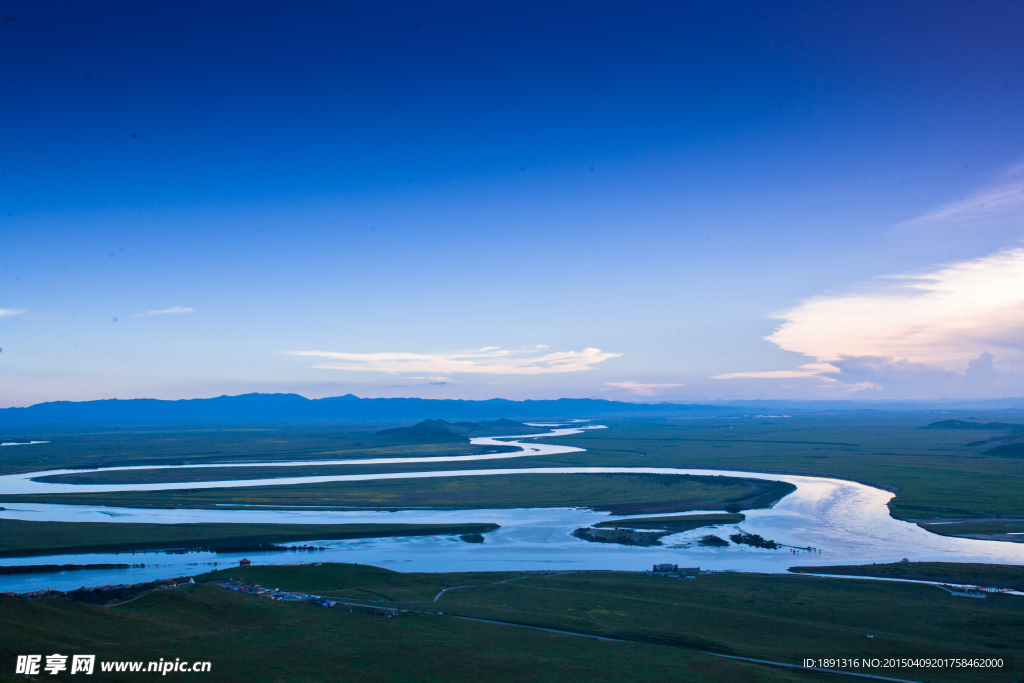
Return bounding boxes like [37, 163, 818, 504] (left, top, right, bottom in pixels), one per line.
[3, 413, 1024, 681]
[4, 412, 1023, 542]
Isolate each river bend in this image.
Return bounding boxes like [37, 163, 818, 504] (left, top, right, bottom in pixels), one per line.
[2, 425, 1023, 591]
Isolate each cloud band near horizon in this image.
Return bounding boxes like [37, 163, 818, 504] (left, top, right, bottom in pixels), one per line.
[287, 346, 621, 375]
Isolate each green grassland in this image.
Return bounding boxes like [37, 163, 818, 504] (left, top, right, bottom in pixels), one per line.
[3, 473, 794, 515]
[0, 425, 516, 476]
[4, 562, 1021, 683]
[0, 519, 500, 558]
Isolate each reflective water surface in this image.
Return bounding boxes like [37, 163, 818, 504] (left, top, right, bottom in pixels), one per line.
[2, 426, 1023, 592]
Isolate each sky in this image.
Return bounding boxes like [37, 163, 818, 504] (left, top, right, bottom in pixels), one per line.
[2, 0, 1023, 407]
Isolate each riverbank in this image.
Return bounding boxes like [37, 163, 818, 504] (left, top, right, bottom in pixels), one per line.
[0, 519, 499, 558]
[914, 518, 1024, 543]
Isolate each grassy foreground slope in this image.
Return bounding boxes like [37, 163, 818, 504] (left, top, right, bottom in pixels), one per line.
[3, 473, 794, 514]
[4, 562, 1020, 683]
[0, 519, 498, 558]
[0, 584, 834, 683]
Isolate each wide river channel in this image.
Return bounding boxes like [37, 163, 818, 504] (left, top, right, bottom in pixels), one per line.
[2, 425, 1023, 592]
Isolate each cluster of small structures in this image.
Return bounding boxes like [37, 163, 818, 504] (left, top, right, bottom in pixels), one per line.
[220, 580, 329, 604]
[366, 606, 404, 617]
[219, 578, 408, 613]
[649, 564, 700, 578]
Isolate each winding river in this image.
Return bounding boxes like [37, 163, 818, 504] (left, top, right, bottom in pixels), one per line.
[2, 425, 1024, 592]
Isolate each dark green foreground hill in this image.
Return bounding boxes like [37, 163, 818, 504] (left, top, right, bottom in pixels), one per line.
[2, 562, 1020, 683]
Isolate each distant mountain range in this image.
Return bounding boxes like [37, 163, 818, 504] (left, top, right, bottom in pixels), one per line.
[0, 393, 742, 427]
[2, 393, 1023, 428]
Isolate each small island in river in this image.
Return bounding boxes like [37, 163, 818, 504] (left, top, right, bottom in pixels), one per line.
[574, 513, 746, 547]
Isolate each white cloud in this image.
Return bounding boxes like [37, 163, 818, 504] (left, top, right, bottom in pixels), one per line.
[713, 363, 839, 380]
[288, 346, 621, 375]
[142, 306, 195, 315]
[713, 247, 1024, 395]
[606, 381, 684, 396]
[767, 247, 1024, 370]
[0, 309, 26, 317]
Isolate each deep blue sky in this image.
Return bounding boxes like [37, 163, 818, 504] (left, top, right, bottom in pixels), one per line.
[2, 1, 1023, 405]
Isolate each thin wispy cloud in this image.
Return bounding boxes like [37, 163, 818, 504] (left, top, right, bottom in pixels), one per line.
[893, 161, 1024, 240]
[141, 306, 195, 316]
[713, 364, 839, 381]
[606, 381, 684, 396]
[287, 346, 621, 375]
[0, 309, 26, 317]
